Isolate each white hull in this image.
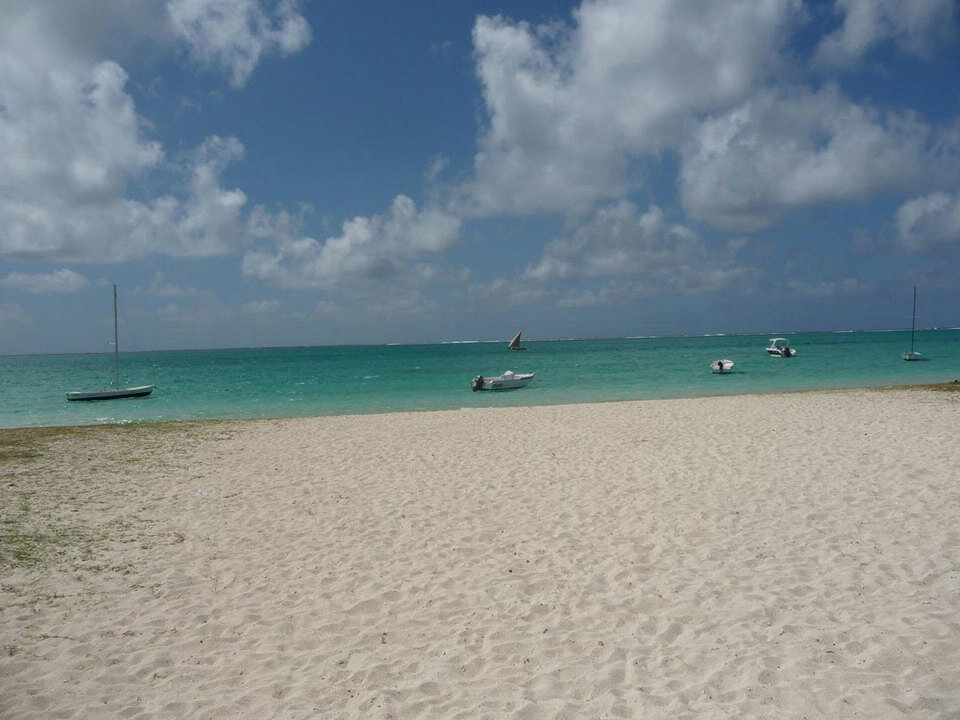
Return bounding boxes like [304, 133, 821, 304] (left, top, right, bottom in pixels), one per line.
[765, 338, 796, 357]
[903, 351, 924, 361]
[67, 385, 155, 401]
[711, 359, 734, 373]
[66, 285, 154, 402]
[472, 371, 535, 391]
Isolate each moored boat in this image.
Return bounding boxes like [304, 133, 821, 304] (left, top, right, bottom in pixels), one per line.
[765, 338, 796, 357]
[66, 284, 155, 402]
[472, 370, 535, 391]
[903, 286, 926, 361]
[710, 359, 734, 373]
[67, 385, 155, 401]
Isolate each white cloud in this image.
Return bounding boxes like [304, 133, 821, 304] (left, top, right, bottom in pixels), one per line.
[461, 277, 550, 309]
[425, 154, 450, 182]
[896, 192, 960, 251]
[0, 106, 250, 261]
[314, 300, 339, 316]
[242, 298, 282, 314]
[0, 2, 307, 264]
[524, 200, 751, 294]
[0, 303, 30, 327]
[0, 268, 89, 294]
[0, 51, 164, 259]
[680, 85, 960, 231]
[0, 1, 310, 88]
[168, 136, 250, 256]
[242, 195, 462, 289]
[815, 0, 957, 67]
[786, 277, 873, 298]
[464, 0, 800, 216]
[135, 271, 212, 297]
[168, 0, 311, 87]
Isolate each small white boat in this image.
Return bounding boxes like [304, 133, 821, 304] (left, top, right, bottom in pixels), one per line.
[507, 329, 527, 351]
[710, 359, 734, 373]
[903, 286, 926, 361]
[66, 284, 155, 402]
[472, 370, 535, 391]
[765, 338, 796, 357]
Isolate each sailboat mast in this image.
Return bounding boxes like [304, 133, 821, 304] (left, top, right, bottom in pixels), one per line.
[113, 283, 119, 389]
[910, 285, 917, 353]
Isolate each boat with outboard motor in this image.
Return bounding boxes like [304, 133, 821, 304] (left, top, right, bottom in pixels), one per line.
[765, 338, 796, 357]
[471, 370, 535, 391]
[710, 359, 734, 373]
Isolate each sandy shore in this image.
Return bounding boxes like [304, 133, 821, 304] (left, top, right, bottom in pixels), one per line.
[2, 387, 959, 719]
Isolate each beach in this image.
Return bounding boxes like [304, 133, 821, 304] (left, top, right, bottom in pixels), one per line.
[2, 386, 959, 718]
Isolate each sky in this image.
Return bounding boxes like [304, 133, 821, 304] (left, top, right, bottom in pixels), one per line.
[1, 0, 959, 355]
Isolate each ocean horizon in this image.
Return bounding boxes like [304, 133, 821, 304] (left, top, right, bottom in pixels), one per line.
[1, 329, 958, 430]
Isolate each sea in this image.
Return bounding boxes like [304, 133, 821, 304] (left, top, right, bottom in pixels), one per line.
[1, 330, 958, 429]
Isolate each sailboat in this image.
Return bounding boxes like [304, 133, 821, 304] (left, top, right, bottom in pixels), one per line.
[903, 286, 925, 361]
[507, 329, 527, 351]
[66, 285, 155, 401]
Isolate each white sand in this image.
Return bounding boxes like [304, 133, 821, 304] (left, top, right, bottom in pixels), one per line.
[2, 387, 960, 719]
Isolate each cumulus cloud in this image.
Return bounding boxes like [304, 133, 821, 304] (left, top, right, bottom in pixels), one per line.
[815, 0, 957, 67]
[896, 192, 960, 250]
[0, 303, 30, 327]
[168, 0, 311, 87]
[134, 271, 212, 297]
[460, 277, 550, 310]
[0, 106, 250, 262]
[242, 195, 462, 289]
[0, 269, 88, 294]
[524, 200, 752, 294]
[464, 0, 801, 216]
[680, 85, 960, 231]
[242, 298, 283, 313]
[1, 1, 310, 88]
[424, 154, 450, 182]
[786, 277, 873, 298]
[0, 1, 308, 264]
[0, 49, 164, 259]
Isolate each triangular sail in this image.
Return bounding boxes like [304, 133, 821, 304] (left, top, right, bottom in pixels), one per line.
[507, 330, 523, 349]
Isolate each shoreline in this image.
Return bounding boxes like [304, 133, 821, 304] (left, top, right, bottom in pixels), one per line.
[2, 379, 958, 434]
[3, 386, 960, 718]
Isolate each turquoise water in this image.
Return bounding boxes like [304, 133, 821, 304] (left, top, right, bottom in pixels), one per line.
[1, 330, 958, 429]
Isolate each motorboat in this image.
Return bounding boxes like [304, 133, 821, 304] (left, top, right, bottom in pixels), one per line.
[765, 338, 796, 357]
[472, 370, 535, 391]
[710, 359, 734, 373]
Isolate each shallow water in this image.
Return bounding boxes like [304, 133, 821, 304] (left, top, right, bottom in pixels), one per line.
[1, 330, 957, 428]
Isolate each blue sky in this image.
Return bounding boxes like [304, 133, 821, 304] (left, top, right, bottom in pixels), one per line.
[1, 0, 959, 354]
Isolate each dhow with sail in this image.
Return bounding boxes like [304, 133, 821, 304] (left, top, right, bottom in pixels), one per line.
[507, 330, 526, 351]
